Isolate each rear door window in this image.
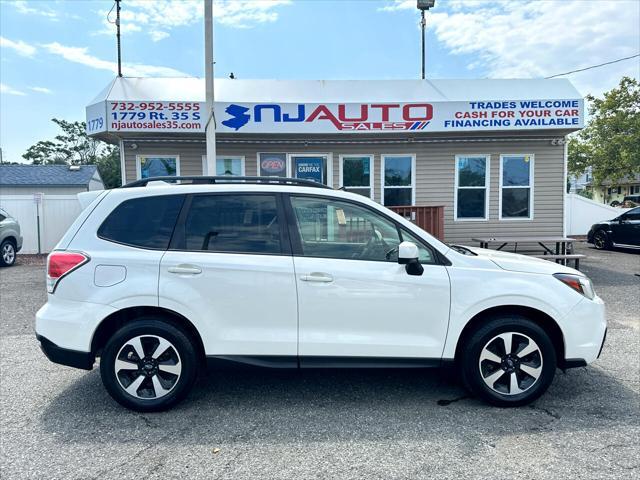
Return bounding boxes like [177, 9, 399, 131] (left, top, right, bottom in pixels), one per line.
[180, 194, 283, 254]
[98, 195, 185, 249]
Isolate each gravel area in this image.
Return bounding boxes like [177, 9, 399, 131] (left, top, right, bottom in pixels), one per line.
[0, 242, 638, 479]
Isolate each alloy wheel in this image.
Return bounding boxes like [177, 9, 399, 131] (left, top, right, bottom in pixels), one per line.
[478, 332, 543, 396]
[115, 335, 182, 400]
[594, 231, 606, 249]
[2, 243, 15, 265]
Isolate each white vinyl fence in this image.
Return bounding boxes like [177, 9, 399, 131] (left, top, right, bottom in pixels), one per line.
[0, 194, 82, 254]
[565, 193, 631, 236]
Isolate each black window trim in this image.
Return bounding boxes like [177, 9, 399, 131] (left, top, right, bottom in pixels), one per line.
[168, 191, 292, 257]
[97, 194, 186, 251]
[283, 192, 449, 266]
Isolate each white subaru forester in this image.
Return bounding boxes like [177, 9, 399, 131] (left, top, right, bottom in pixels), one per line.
[36, 176, 606, 411]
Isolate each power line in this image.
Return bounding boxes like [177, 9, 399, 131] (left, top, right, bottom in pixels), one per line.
[545, 54, 640, 79]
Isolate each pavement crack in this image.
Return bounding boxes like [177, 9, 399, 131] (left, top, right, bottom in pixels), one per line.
[528, 404, 561, 420]
[437, 395, 468, 406]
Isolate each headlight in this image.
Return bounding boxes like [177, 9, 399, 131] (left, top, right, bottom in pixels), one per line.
[553, 273, 596, 300]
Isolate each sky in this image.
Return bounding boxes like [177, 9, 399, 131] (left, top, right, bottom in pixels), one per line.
[1, 0, 639, 163]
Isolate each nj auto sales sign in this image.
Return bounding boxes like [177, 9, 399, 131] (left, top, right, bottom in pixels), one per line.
[87, 99, 583, 135]
[215, 99, 583, 133]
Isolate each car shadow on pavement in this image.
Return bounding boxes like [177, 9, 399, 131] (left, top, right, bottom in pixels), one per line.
[39, 363, 639, 447]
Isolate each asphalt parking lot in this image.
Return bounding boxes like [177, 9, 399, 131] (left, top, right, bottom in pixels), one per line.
[1, 243, 638, 479]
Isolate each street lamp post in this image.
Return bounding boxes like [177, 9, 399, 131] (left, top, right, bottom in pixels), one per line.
[416, 0, 435, 80]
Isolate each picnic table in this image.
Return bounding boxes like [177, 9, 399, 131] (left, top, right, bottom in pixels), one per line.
[471, 236, 575, 255]
[471, 236, 585, 268]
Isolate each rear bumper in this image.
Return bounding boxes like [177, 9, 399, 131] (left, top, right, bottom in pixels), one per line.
[36, 297, 116, 352]
[36, 334, 95, 370]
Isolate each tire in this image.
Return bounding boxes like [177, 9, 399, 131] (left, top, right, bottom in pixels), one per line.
[0, 239, 16, 267]
[460, 315, 557, 407]
[100, 318, 198, 412]
[593, 230, 610, 250]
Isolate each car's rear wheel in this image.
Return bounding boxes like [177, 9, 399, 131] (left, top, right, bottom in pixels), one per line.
[0, 239, 16, 267]
[460, 316, 556, 407]
[100, 318, 198, 411]
[593, 230, 610, 250]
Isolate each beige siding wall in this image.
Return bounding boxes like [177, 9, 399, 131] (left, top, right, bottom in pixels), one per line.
[122, 137, 565, 244]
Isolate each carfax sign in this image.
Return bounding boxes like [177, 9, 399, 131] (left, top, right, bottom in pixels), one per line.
[86, 99, 583, 135]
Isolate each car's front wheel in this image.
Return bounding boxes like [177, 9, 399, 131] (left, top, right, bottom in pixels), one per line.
[593, 230, 610, 250]
[460, 316, 556, 407]
[0, 239, 16, 267]
[100, 318, 198, 411]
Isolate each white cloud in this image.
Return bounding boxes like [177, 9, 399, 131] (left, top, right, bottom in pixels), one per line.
[41, 41, 187, 77]
[29, 87, 53, 94]
[380, 0, 640, 96]
[0, 83, 27, 96]
[97, 0, 291, 40]
[0, 36, 37, 57]
[378, 0, 413, 12]
[11, 0, 59, 20]
[149, 31, 170, 42]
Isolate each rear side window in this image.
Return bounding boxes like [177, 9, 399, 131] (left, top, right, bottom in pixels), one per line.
[98, 195, 184, 249]
[181, 194, 282, 254]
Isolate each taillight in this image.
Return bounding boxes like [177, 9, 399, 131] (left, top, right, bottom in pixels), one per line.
[47, 251, 89, 293]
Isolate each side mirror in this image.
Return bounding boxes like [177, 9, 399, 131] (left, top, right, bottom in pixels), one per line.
[398, 241, 424, 276]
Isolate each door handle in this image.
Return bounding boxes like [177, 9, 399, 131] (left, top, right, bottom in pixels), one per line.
[167, 264, 202, 275]
[300, 272, 333, 283]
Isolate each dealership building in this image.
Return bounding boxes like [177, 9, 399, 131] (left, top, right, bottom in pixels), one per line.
[86, 77, 583, 243]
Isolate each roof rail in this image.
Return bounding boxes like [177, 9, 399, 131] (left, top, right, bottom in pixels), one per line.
[121, 176, 333, 189]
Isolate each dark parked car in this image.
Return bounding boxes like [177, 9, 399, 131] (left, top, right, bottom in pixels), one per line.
[587, 206, 640, 250]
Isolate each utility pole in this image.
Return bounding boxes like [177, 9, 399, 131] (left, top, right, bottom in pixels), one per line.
[204, 0, 216, 175]
[115, 0, 122, 77]
[416, 1, 435, 80]
[420, 9, 425, 80]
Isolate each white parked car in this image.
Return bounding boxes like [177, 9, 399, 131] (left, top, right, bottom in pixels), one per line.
[36, 177, 606, 411]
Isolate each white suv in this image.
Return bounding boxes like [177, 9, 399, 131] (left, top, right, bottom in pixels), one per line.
[36, 176, 606, 411]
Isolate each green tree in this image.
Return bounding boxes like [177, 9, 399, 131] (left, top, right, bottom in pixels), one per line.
[22, 118, 121, 188]
[568, 77, 640, 185]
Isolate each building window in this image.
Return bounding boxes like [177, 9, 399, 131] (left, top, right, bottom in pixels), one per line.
[455, 155, 489, 220]
[500, 154, 534, 219]
[289, 153, 332, 186]
[258, 153, 287, 177]
[215, 156, 245, 176]
[381, 155, 415, 206]
[137, 155, 180, 179]
[340, 155, 373, 198]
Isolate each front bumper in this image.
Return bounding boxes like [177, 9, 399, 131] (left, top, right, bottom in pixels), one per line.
[36, 334, 95, 370]
[561, 295, 607, 365]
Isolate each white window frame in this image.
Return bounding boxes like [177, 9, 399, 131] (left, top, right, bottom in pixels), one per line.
[499, 154, 535, 221]
[339, 154, 374, 199]
[380, 154, 416, 206]
[256, 152, 288, 177]
[454, 154, 490, 222]
[136, 154, 180, 180]
[202, 155, 246, 176]
[287, 153, 333, 187]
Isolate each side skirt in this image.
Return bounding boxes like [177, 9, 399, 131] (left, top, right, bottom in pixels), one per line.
[206, 355, 443, 370]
